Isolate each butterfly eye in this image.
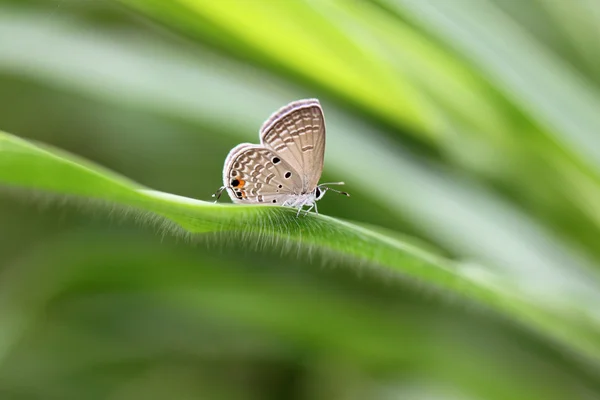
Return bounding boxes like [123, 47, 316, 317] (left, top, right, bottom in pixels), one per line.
[315, 187, 321, 199]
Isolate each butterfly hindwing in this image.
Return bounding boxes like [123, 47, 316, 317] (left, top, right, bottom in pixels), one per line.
[259, 99, 325, 193]
[222, 144, 303, 204]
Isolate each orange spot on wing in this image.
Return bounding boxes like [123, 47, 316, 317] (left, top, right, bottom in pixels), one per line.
[238, 179, 245, 188]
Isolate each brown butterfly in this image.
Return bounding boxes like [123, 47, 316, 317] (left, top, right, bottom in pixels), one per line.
[214, 99, 348, 215]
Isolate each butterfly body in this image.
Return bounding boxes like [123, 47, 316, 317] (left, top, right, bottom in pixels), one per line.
[215, 99, 347, 215]
[280, 188, 323, 210]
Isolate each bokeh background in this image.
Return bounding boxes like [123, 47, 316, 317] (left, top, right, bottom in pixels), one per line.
[2, 0, 600, 399]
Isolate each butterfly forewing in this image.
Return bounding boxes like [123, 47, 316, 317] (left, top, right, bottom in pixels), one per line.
[223, 144, 304, 204]
[259, 99, 325, 192]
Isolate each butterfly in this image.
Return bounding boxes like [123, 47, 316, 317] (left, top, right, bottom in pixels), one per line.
[213, 99, 348, 216]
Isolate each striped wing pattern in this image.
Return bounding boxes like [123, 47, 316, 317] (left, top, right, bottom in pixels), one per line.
[222, 144, 303, 204]
[259, 99, 325, 192]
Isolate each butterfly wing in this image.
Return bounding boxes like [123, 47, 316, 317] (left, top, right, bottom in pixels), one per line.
[222, 143, 304, 204]
[259, 99, 325, 193]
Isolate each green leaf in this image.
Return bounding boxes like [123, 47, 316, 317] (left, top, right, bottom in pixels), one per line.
[2, 7, 597, 309]
[2, 129, 600, 371]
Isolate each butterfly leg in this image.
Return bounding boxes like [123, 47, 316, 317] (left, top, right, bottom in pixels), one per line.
[296, 199, 310, 217]
[212, 186, 226, 203]
[302, 203, 316, 217]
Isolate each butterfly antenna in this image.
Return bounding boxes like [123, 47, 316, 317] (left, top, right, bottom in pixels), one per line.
[212, 186, 226, 203]
[319, 181, 345, 186]
[322, 186, 350, 197]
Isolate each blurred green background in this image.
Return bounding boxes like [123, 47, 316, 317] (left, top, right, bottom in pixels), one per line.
[2, 0, 600, 399]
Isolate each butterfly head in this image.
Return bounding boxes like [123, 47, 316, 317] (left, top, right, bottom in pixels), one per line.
[314, 186, 326, 201]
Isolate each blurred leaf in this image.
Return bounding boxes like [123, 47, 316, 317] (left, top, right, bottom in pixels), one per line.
[380, 0, 600, 169]
[382, 0, 600, 242]
[118, 0, 437, 141]
[0, 229, 594, 400]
